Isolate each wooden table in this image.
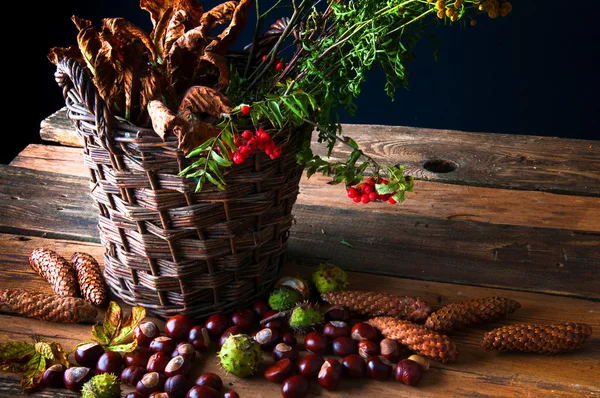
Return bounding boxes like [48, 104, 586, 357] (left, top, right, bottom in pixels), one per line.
[0, 109, 598, 397]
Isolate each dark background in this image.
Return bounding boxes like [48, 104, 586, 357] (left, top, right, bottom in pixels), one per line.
[9, 1, 599, 164]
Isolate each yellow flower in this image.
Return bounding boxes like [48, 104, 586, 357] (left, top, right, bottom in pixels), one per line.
[454, 0, 463, 8]
[470, 19, 477, 26]
[436, 0, 446, 11]
[500, 2, 512, 16]
[450, 14, 459, 22]
[446, 8, 455, 17]
[488, 9, 499, 18]
[437, 9, 445, 18]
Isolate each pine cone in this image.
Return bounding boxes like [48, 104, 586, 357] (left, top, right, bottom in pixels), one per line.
[425, 297, 521, 333]
[71, 252, 107, 306]
[482, 322, 592, 354]
[29, 248, 78, 297]
[322, 291, 431, 322]
[0, 288, 98, 324]
[367, 316, 458, 362]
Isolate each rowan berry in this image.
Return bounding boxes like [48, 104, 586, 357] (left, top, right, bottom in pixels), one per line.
[275, 61, 286, 71]
[388, 197, 397, 205]
[366, 177, 376, 185]
[233, 152, 244, 164]
[363, 185, 373, 194]
[353, 196, 361, 203]
[262, 55, 268, 62]
[240, 105, 251, 116]
[361, 194, 370, 204]
[347, 188, 358, 198]
[369, 192, 378, 201]
[241, 130, 253, 140]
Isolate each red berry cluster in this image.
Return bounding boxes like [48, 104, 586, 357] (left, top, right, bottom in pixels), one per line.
[233, 128, 283, 164]
[347, 177, 398, 205]
[261, 55, 287, 71]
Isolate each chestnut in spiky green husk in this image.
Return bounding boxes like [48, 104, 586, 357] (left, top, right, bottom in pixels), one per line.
[81, 373, 121, 398]
[218, 334, 262, 378]
[311, 263, 349, 294]
[268, 288, 302, 312]
[275, 276, 311, 300]
[289, 304, 323, 331]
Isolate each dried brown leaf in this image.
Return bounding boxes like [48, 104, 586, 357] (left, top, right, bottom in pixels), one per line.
[73, 17, 102, 74]
[199, 1, 238, 38]
[47, 46, 83, 65]
[178, 86, 233, 120]
[151, 7, 175, 57]
[102, 18, 159, 63]
[164, 9, 189, 58]
[72, 15, 93, 31]
[206, 0, 252, 55]
[148, 100, 185, 140]
[141, 0, 203, 29]
[123, 41, 144, 120]
[93, 38, 121, 110]
[199, 52, 230, 89]
[178, 119, 220, 154]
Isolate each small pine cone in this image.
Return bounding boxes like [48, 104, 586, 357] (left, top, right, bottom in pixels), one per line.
[0, 288, 98, 324]
[29, 248, 78, 297]
[425, 296, 521, 333]
[367, 316, 458, 363]
[71, 252, 107, 306]
[482, 322, 593, 354]
[321, 291, 431, 322]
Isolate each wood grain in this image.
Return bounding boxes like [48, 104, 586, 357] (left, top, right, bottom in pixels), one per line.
[0, 234, 598, 397]
[40, 108, 600, 196]
[11, 144, 600, 233]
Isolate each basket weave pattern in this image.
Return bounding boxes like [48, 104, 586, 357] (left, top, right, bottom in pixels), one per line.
[55, 59, 305, 319]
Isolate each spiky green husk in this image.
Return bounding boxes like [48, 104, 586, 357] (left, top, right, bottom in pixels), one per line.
[218, 334, 262, 377]
[81, 373, 120, 398]
[311, 263, 349, 294]
[269, 288, 302, 311]
[289, 305, 323, 330]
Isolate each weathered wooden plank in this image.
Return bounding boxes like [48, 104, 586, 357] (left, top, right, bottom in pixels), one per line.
[12, 144, 600, 233]
[1, 165, 598, 299]
[40, 108, 600, 196]
[0, 235, 598, 397]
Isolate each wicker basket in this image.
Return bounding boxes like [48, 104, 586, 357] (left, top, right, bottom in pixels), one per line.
[55, 58, 308, 320]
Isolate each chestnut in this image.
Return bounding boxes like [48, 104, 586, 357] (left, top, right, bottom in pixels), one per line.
[124, 347, 152, 368]
[318, 359, 341, 390]
[96, 351, 123, 375]
[264, 358, 294, 383]
[134, 321, 160, 348]
[63, 366, 93, 392]
[380, 338, 401, 363]
[194, 373, 223, 391]
[205, 313, 231, 338]
[165, 314, 195, 342]
[282, 333, 297, 348]
[395, 359, 423, 386]
[262, 310, 284, 330]
[223, 392, 240, 398]
[164, 355, 192, 378]
[187, 385, 219, 398]
[281, 375, 309, 398]
[408, 354, 430, 371]
[323, 358, 343, 376]
[231, 308, 256, 330]
[149, 393, 171, 398]
[75, 343, 105, 367]
[272, 343, 299, 363]
[366, 356, 392, 380]
[136, 372, 166, 396]
[41, 363, 65, 388]
[342, 354, 367, 378]
[323, 321, 351, 339]
[172, 342, 197, 362]
[351, 323, 378, 341]
[358, 339, 378, 359]
[165, 374, 192, 398]
[188, 326, 210, 352]
[253, 327, 281, 351]
[297, 353, 325, 378]
[332, 336, 358, 357]
[121, 366, 147, 386]
[324, 306, 351, 323]
[125, 393, 147, 398]
[147, 352, 170, 373]
[149, 336, 176, 354]
[219, 326, 243, 348]
[303, 332, 328, 355]
[251, 301, 271, 318]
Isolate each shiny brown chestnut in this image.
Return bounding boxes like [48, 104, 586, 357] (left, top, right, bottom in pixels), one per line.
[273, 343, 299, 363]
[323, 321, 351, 339]
[342, 354, 367, 378]
[188, 326, 210, 352]
[219, 326, 243, 348]
[149, 393, 172, 398]
[134, 321, 160, 348]
[223, 392, 240, 398]
[231, 308, 256, 330]
[282, 333, 297, 348]
[147, 352, 170, 374]
[253, 327, 281, 351]
[395, 359, 423, 386]
[318, 359, 341, 390]
[41, 364, 65, 388]
[264, 358, 294, 383]
[204, 313, 231, 338]
[324, 306, 351, 323]
[96, 351, 123, 375]
[380, 338, 401, 363]
[304, 332, 328, 355]
[63, 366, 93, 392]
[187, 385, 220, 398]
[281, 375, 309, 398]
[75, 343, 105, 367]
[125, 393, 147, 398]
[366, 356, 392, 380]
[136, 372, 166, 396]
[171, 342, 197, 362]
[149, 336, 176, 354]
[165, 314, 195, 342]
[262, 310, 284, 330]
[251, 301, 271, 318]
[123, 347, 152, 368]
[297, 353, 325, 378]
[164, 355, 192, 378]
[358, 339, 378, 359]
[121, 366, 147, 386]
[332, 336, 359, 357]
[165, 374, 192, 398]
[194, 373, 223, 392]
[351, 323, 378, 341]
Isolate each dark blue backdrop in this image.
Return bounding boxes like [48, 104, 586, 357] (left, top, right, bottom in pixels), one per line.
[11, 1, 598, 164]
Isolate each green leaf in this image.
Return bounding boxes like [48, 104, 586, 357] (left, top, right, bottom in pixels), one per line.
[111, 305, 146, 346]
[186, 138, 217, 158]
[92, 324, 109, 345]
[339, 236, 353, 248]
[206, 172, 225, 190]
[0, 342, 35, 361]
[211, 151, 233, 167]
[49, 342, 70, 368]
[345, 137, 359, 149]
[103, 302, 123, 343]
[376, 181, 399, 195]
[392, 190, 406, 203]
[106, 340, 138, 353]
[268, 101, 284, 128]
[0, 362, 30, 373]
[20, 353, 45, 393]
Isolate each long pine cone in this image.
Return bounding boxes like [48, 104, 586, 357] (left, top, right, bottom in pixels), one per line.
[29, 248, 78, 297]
[322, 291, 431, 322]
[482, 322, 592, 354]
[367, 316, 458, 362]
[0, 288, 98, 324]
[425, 296, 521, 333]
[71, 252, 107, 306]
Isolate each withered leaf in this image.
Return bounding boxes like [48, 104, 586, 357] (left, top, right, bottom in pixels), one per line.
[47, 46, 83, 65]
[93, 38, 120, 111]
[0, 342, 35, 362]
[141, 0, 203, 29]
[73, 17, 102, 75]
[148, 100, 185, 140]
[199, 52, 230, 89]
[178, 86, 233, 120]
[72, 15, 93, 31]
[163, 9, 189, 59]
[206, 0, 252, 55]
[102, 18, 159, 63]
[123, 41, 144, 120]
[92, 324, 109, 346]
[152, 7, 175, 57]
[49, 342, 70, 368]
[198, 1, 238, 39]
[178, 119, 221, 154]
[103, 301, 123, 343]
[111, 305, 147, 346]
[20, 353, 45, 393]
[33, 342, 54, 361]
